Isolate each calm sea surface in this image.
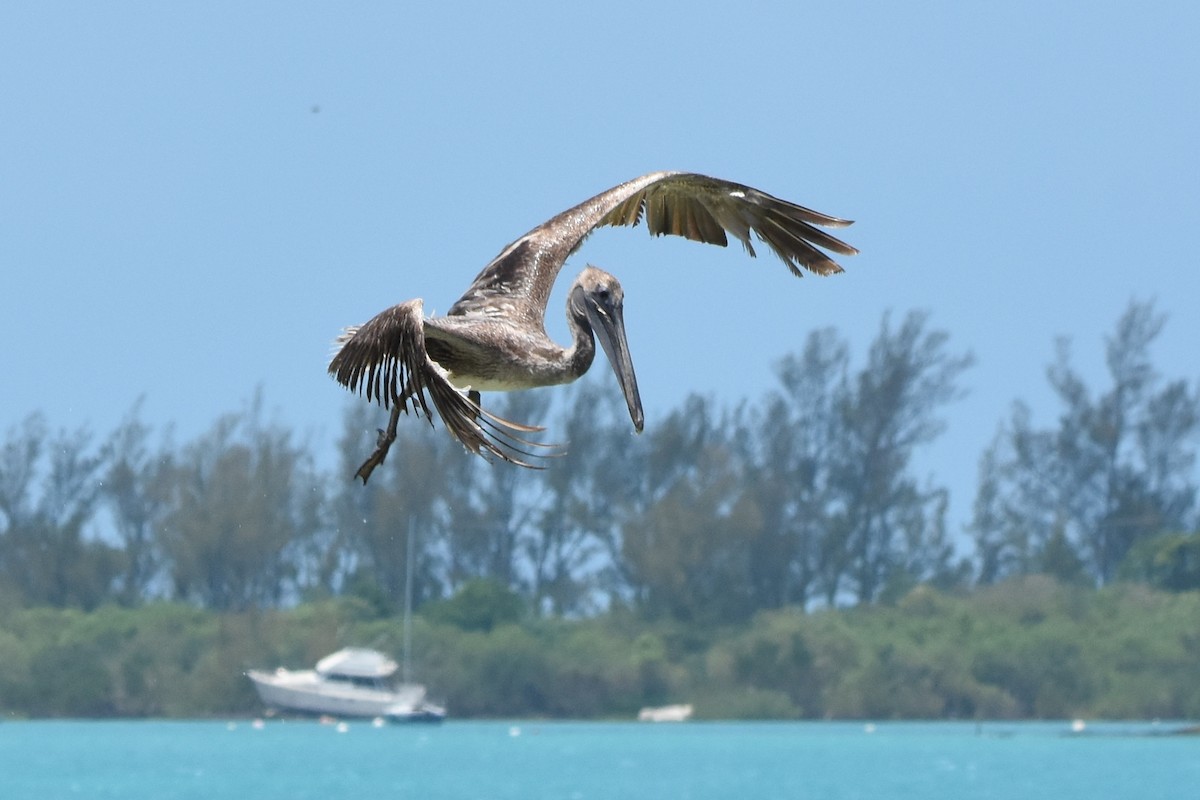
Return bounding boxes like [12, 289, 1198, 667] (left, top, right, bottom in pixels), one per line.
[2, 719, 1197, 799]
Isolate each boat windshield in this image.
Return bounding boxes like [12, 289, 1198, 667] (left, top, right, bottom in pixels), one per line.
[325, 673, 387, 690]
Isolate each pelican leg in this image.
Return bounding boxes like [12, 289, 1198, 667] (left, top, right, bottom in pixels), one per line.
[355, 403, 402, 484]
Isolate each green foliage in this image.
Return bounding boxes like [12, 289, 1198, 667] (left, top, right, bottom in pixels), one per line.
[422, 578, 526, 632]
[1119, 532, 1200, 591]
[2, 581, 1198, 721]
[0, 414, 118, 609]
[161, 401, 322, 611]
[623, 443, 763, 624]
[974, 300, 1200, 586]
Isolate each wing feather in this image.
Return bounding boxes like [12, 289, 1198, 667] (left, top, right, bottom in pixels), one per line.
[627, 175, 859, 272]
[447, 171, 856, 322]
[328, 300, 558, 466]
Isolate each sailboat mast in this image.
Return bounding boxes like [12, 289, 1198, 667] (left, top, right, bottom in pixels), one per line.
[403, 516, 414, 685]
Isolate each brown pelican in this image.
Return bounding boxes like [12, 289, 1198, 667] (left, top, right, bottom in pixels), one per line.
[329, 171, 857, 483]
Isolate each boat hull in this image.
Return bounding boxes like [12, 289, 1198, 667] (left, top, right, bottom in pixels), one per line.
[247, 668, 444, 722]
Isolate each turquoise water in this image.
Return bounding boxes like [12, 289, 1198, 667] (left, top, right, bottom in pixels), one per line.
[2, 720, 1197, 799]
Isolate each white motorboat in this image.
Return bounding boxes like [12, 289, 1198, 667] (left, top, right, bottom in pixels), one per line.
[247, 647, 445, 723]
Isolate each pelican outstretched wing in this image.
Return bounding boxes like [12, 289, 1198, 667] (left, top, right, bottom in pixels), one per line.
[328, 299, 553, 469]
[448, 171, 858, 321]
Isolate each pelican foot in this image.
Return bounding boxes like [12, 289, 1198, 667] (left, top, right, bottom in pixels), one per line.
[355, 434, 394, 484]
[354, 407, 402, 484]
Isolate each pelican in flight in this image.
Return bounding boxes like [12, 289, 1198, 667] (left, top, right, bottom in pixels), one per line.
[330, 171, 857, 483]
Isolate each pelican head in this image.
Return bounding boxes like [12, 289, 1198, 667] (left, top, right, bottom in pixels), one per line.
[571, 266, 644, 433]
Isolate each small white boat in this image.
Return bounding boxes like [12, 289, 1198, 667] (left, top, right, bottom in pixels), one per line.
[637, 703, 693, 722]
[247, 647, 445, 723]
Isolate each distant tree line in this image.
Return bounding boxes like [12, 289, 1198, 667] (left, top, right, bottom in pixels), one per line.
[4, 578, 1199, 719]
[2, 301, 1198, 621]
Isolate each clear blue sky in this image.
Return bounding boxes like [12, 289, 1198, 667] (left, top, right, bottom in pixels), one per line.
[3, 2, 1198, 536]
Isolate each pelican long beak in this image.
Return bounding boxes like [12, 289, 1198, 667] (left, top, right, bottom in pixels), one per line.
[587, 300, 644, 432]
